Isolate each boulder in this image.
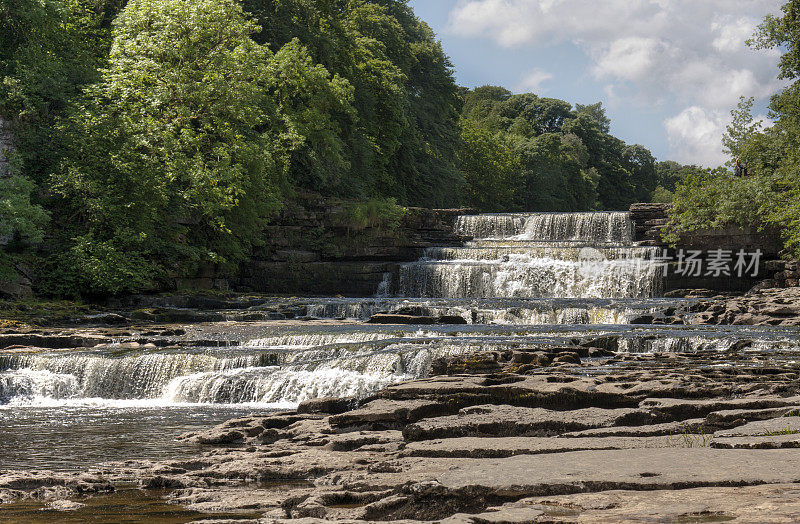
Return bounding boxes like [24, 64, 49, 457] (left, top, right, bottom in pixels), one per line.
[297, 397, 356, 415]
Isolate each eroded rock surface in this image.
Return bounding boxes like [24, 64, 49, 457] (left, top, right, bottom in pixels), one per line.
[691, 287, 800, 326]
[4, 330, 800, 523]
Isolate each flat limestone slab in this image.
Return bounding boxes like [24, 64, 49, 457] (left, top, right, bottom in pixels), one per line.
[433, 448, 800, 493]
[518, 483, 800, 523]
[715, 416, 800, 437]
[400, 436, 677, 458]
[640, 397, 800, 420]
[711, 434, 800, 449]
[265, 484, 800, 523]
[706, 406, 800, 424]
[560, 418, 707, 437]
[403, 405, 651, 441]
[710, 416, 800, 449]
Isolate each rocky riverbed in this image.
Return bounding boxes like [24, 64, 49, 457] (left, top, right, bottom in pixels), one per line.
[2, 292, 800, 523]
[689, 287, 800, 327]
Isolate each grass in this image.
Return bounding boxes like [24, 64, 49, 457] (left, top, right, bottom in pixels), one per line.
[761, 426, 800, 437]
[667, 427, 711, 448]
[0, 298, 100, 326]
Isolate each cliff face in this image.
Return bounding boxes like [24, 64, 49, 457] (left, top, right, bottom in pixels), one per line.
[230, 194, 475, 296]
[629, 203, 783, 293]
[0, 115, 14, 176]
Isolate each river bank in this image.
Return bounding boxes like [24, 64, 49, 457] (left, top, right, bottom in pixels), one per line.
[2, 323, 800, 522]
[2, 210, 799, 522]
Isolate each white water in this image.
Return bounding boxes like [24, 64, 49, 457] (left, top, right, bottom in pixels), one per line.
[454, 212, 634, 242]
[1, 211, 782, 414]
[303, 298, 654, 325]
[396, 212, 661, 299]
[0, 335, 485, 407]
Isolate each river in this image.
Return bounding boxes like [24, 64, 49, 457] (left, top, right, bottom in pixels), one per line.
[1, 211, 797, 473]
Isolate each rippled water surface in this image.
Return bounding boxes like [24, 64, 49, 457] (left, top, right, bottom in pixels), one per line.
[0, 489, 257, 523]
[1, 211, 797, 476]
[0, 405, 272, 471]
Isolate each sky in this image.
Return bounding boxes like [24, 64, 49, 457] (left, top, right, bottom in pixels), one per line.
[407, 0, 787, 166]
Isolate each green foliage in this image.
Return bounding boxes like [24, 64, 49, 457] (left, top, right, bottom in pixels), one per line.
[53, 0, 330, 294]
[0, 0, 121, 186]
[663, 169, 765, 245]
[0, 297, 98, 326]
[749, 0, 800, 81]
[60, 236, 159, 296]
[459, 121, 520, 211]
[331, 198, 407, 232]
[667, 1, 800, 257]
[241, 0, 463, 207]
[650, 186, 674, 203]
[0, 159, 49, 244]
[655, 160, 698, 193]
[459, 86, 657, 212]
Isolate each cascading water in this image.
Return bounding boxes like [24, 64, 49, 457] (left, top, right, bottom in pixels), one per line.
[454, 211, 634, 242]
[0, 334, 502, 407]
[397, 212, 662, 299]
[1, 211, 797, 473]
[0, 211, 670, 411]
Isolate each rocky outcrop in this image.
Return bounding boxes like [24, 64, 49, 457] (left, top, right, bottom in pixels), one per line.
[630, 203, 782, 293]
[690, 287, 800, 326]
[0, 471, 114, 507]
[761, 259, 800, 289]
[629, 202, 670, 246]
[629, 202, 782, 256]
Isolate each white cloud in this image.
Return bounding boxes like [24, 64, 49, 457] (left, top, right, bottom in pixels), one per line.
[593, 37, 665, 81]
[516, 68, 554, 92]
[712, 17, 757, 52]
[448, 0, 785, 165]
[664, 107, 729, 166]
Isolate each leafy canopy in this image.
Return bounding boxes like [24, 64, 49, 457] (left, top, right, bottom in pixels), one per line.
[667, 0, 800, 257]
[458, 86, 658, 212]
[54, 0, 352, 294]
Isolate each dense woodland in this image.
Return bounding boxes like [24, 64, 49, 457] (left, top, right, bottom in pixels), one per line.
[666, 0, 800, 260]
[1, 0, 790, 297]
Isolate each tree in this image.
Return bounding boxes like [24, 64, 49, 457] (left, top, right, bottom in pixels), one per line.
[459, 87, 657, 212]
[666, 1, 800, 255]
[240, 0, 463, 207]
[575, 103, 611, 133]
[623, 144, 657, 203]
[459, 121, 519, 211]
[54, 0, 352, 294]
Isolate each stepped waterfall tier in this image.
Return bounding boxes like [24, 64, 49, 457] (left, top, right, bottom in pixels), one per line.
[0, 212, 713, 414]
[396, 212, 663, 299]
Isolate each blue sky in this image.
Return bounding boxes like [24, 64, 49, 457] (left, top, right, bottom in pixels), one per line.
[408, 0, 786, 166]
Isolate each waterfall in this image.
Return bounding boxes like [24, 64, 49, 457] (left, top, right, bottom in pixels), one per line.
[301, 297, 651, 325]
[0, 211, 714, 412]
[455, 214, 528, 239]
[513, 212, 634, 243]
[455, 212, 634, 242]
[0, 337, 493, 407]
[3, 329, 796, 407]
[396, 211, 662, 299]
